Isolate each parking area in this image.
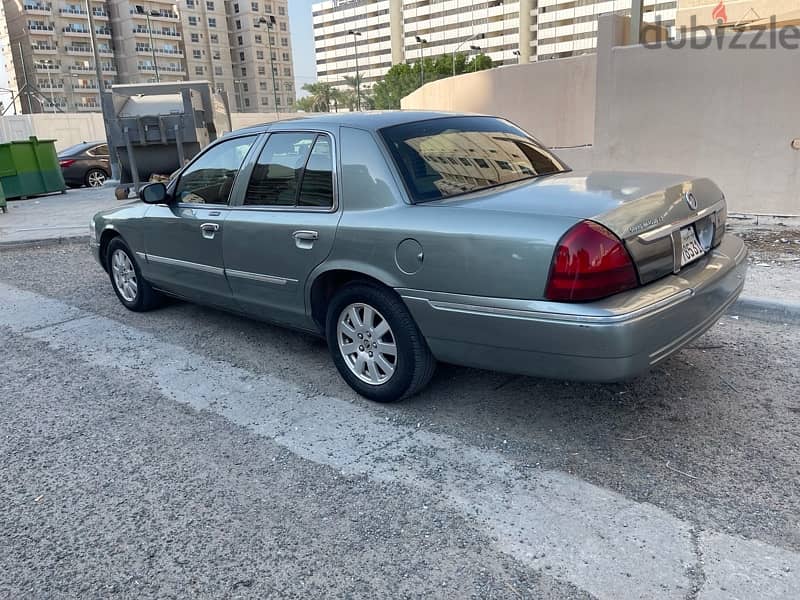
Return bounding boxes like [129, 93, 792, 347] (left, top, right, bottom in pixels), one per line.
[0, 241, 799, 599]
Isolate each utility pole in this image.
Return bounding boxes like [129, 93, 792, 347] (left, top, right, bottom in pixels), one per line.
[347, 30, 362, 111]
[87, 0, 120, 181]
[415, 35, 427, 86]
[17, 42, 34, 113]
[144, 12, 160, 82]
[256, 16, 280, 117]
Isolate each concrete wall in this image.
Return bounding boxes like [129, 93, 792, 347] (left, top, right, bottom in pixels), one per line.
[593, 25, 800, 216]
[401, 56, 597, 149]
[0, 112, 305, 151]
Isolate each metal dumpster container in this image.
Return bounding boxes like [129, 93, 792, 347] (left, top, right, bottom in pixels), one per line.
[0, 181, 6, 213]
[0, 136, 66, 199]
[103, 80, 231, 193]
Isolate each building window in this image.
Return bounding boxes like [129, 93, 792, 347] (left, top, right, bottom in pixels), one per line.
[214, 66, 222, 75]
[261, 97, 268, 105]
[242, 82, 249, 92]
[254, 35, 261, 43]
[256, 50, 263, 59]
[251, 2, 258, 10]
[278, 5, 284, 15]
[186, 0, 194, 6]
[282, 52, 289, 62]
[280, 37, 288, 47]
[244, 98, 250, 107]
[233, 3, 239, 12]
[195, 66, 204, 75]
[208, 17, 216, 27]
[210, 33, 219, 43]
[259, 81, 266, 90]
[279, 22, 286, 31]
[239, 51, 245, 61]
[258, 66, 265, 75]
[241, 67, 247, 76]
[192, 49, 201, 59]
[190, 33, 199, 43]
[206, 1, 214, 9]
[188, 16, 197, 25]
[236, 19, 241, 29]
[265, 3, 272, 13]
[283, 66, 290, 76]
[212, 50, 220, 60]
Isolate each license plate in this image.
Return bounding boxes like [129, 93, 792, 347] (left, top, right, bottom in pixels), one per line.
[680, 226, 705, 267]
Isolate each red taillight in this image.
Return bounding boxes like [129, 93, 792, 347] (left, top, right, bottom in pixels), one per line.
[545, 220, 639, 302]
[59, 159, 76, 168]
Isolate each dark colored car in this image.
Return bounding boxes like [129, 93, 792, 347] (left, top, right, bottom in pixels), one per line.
[58, 141, 110, 188]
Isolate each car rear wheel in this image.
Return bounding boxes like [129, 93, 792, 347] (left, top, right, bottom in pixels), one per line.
[85, 168, 108, 188]
[106, 238, 162, 312]
[326, 282, 436, 402]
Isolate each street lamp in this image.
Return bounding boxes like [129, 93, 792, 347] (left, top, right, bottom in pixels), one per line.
[35, 59, 56, 113]
[470, 45, 482, 72]
[512, 49, 521, 64]
[347, 30, 362, 111]
[415, 35, 427, 86]
[233, 77, 247, 112]
[453, 32, 485, 77]
[256, 15, 280, 117]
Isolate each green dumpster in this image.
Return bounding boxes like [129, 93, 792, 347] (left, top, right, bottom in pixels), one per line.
[0, 136, 66, 200]
[0, 181, 6, 213]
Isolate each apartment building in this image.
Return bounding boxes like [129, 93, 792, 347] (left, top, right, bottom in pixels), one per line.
[0, 0, 294, 113]
[313, 0, 677, 87]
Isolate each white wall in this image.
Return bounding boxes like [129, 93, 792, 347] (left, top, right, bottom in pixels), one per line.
[402, 56, 597, 149]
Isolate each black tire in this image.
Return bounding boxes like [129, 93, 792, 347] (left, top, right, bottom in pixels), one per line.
[325, 282, 436, 402]
[106, 238, 162, 312]
[85, 168, 109, 188]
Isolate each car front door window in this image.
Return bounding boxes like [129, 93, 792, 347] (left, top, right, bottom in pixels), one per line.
[175, 136, 256, 205]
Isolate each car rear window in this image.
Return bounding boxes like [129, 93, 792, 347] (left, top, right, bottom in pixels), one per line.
[379, 116, 568, 202]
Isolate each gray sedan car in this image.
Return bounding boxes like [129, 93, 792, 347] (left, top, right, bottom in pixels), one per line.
[90, 112, 747, 402]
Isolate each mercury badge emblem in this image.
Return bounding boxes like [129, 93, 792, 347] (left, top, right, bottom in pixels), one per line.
[683, 191, 698, 210]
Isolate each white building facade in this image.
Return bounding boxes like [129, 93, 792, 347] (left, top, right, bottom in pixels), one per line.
[312, 0, 677, 87]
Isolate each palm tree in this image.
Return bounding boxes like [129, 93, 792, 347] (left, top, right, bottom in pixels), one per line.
[300, 82, 335, 112]
[341, 74, 371, 111]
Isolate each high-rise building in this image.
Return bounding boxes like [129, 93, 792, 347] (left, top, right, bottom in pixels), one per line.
[312, 0, 677, 89]
[0, 0, 295, 113]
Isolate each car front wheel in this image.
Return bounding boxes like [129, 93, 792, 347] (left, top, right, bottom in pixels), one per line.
[326, 282, 436, 402]
[106, 238, 162, 312]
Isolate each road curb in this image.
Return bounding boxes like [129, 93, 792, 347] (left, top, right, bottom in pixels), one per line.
[0, 234, 89, 250]
[730, 295, 800, 325]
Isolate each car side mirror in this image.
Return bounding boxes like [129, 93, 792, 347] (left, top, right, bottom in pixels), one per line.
[140, 182, 168, 204]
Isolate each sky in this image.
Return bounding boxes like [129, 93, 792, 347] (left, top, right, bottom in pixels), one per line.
[0, 1, 318, 110]
[289, 0, 319, 97]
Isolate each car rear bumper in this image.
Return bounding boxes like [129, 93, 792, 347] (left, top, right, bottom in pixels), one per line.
[399, 234, 747, 382]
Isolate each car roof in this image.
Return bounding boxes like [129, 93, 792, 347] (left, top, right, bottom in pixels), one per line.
[231, 111, 479, 136]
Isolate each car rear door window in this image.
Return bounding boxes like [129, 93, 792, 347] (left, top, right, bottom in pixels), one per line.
[244, 132, 333, 208]
[174, 135, 256, 205]
[298, 136, 334, 207]
[92, 144, 109, 156]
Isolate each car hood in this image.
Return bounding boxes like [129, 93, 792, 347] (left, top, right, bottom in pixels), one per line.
[421, 170, 725, 242]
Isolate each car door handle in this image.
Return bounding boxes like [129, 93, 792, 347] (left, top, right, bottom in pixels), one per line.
[200, 222, 220, 239]
[293, 230, 318, 249]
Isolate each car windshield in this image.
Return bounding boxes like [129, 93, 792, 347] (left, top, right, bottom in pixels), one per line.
[380, 116, 569, 202]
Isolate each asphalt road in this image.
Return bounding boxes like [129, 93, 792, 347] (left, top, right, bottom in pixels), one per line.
[1, 241, 798, 599]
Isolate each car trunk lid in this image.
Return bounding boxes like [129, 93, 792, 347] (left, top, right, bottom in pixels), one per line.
[424, 170, 727, 284]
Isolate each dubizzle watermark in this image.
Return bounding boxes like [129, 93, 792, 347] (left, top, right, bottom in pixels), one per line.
[642, 16, 800, 50]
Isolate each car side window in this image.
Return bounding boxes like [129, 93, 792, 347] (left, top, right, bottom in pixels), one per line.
[92, 144, 108, 156]
[243, 132, 333, 208]
[298, 136, 334, 207]
[174, 135, 256, 205]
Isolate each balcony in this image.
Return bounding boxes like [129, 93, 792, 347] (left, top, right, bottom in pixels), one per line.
[155, 48, 183, 57]
[59, 8, 87, 17]
[69, 64, 95, 73]
[130, 8, 179, 22]
[38, 82, 64, 90]
[23, 4, 52, 15]
[62, 27, 90, 37]
[65, 45, 93, 55]
[75, 102, 100, 111]
[27, 24, 55, 35]
[92, 9, 109, 20]
[35, 63, 60, 72]
[73, 84, 99, 91]
[31, 44, 58, 54]
[137, 64, 185, 75]
[133, 27, 181, 40]
[95, 28, 112, 39]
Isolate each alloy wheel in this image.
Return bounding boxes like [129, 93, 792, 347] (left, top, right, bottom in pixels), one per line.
[337, 302, 398, 385]
[111, 249, 138, 302]
[87, 170, 107, 188]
